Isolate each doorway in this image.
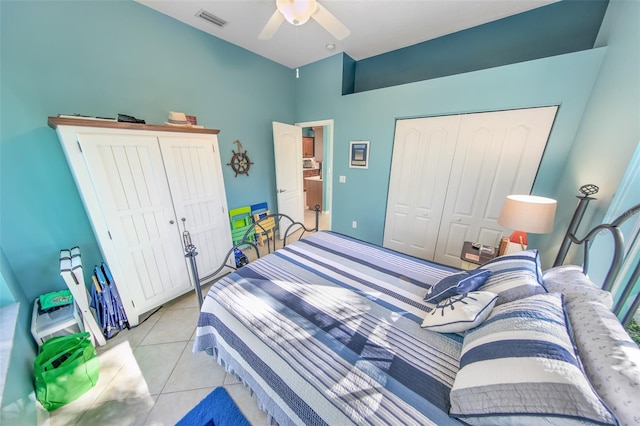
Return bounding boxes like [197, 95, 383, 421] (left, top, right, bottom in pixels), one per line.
[296, 119, 333, 231]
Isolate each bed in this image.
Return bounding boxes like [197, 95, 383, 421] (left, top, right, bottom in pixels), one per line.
[194, 214, 640, 425]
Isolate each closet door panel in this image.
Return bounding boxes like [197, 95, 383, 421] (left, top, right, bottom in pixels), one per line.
[78, 133, 191, 314]
[434, 106, 558, 265]
[159, 136, 233, 282]
[383, 116, 460, 259]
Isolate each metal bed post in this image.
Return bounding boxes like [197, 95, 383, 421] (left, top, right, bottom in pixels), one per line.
[553, 185, 599, 267]
[620, 260, 640, 326]
[182, 224, 203, 309]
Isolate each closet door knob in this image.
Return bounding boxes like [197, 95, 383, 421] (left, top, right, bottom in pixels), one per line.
[169, 220, 175, 225]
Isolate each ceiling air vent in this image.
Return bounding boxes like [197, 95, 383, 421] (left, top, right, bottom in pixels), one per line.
[196, 9, 227, 28]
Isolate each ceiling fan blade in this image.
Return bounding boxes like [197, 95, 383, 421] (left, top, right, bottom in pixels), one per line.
[258, 10, 285, 40]
[312, 3, 350, 40]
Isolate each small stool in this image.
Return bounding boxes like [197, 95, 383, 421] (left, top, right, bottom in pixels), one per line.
[30, 298, 84, 346]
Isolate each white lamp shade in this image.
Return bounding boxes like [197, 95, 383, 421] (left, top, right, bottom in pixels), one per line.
[277, 0, 318, 26]
[498, 195, 557, 234]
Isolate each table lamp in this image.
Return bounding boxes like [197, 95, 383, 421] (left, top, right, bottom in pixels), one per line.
[498, 195, 557, 252]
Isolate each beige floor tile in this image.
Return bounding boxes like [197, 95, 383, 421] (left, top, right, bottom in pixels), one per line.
[134, 342, 187, 395]
[162, 341, 227, 393]
[75, 395, 156, 426]
[139, 307, 200, 346]
[48, 340, 148, 424]
[48, 398, 93, 426]
[224, 371, 242, 386]
[143, 387, 213, 426]
[163, 289, 201, 311]
[94, 343, 151, 403]
[103, 310, 162, 349]
[225, 383, 270, 426]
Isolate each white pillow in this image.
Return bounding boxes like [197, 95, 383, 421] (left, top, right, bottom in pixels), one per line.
[421, 291, 497, 333]
[564, 298, 640, 426]
[542, 265, 613, 309]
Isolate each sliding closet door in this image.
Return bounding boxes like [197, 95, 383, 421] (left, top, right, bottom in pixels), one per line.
[434, 106, 558, 265]
[383, 115, 460, 259]
[78, 133, 191, 314]
[384, 106, 557, 267]
[159, 136, 233, 281]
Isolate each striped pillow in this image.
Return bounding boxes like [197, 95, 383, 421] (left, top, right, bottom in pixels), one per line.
[477, 250, 546, 305]
[449, 293, 617, 425]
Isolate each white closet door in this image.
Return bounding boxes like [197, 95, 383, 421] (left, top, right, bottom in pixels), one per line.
[433, 106, 558, 265]
[159, 136, 232, 281]
[78, 132, 191, 314]
[383, 115, 461, 259]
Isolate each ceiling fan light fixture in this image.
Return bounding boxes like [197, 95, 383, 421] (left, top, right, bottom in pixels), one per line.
[276, 0, 318, 26]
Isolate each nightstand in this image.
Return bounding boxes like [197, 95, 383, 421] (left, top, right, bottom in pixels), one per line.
[460, 241, 498, 270]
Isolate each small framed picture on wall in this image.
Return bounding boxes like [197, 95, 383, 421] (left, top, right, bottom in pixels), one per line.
[349, 141, 370, 169]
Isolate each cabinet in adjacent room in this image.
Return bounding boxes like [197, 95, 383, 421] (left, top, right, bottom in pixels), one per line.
[49, 118, 233, 325]
[302, 168, 319, 191]
[302, 136, 314, 157]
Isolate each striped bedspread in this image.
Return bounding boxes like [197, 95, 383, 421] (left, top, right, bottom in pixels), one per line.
[194, 231, 464, 425]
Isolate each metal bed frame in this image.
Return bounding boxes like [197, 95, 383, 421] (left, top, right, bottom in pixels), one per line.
[188, 207, 321, 307]
[195, 201, 639, 325]
[556, 202, 640, 325]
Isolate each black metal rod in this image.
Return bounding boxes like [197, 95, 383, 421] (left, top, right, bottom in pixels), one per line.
[553, 195, 595, 267]
[186, 251, 202, 308]
[621, 260, 640, 327]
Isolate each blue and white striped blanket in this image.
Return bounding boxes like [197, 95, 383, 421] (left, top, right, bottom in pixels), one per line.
[194, 231, 464, 425]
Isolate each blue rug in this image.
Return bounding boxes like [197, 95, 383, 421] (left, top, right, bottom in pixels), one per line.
[177, 387, 251, 426]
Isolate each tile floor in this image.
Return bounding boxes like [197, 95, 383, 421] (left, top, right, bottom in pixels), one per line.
[44, 284, 270, 426]
[42, 214, 330, 425]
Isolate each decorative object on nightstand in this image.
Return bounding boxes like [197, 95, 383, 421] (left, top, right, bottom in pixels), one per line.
[497, 194, 557, 254]
[460, 241, 498, 270]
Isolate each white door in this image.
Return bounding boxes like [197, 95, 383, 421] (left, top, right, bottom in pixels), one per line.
[433, 106, 558, 265]
[78, 133, 191, 314]
[384, 106, 557, 267]
[158, 135, 233, 281]
[383, 115, 461, 259]
[273, 121, 304, 238]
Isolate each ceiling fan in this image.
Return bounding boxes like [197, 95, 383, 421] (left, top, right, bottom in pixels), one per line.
[259, 0, 350, 41]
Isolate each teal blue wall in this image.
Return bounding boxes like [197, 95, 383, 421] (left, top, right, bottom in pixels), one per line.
[353, 0, 609, 92]
[294, 48, 606, 260]
[1, 0, 637, 414]
[1, 0, 295, 304]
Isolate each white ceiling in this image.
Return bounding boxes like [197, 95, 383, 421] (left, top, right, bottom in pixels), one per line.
[136, 0, 558, 69]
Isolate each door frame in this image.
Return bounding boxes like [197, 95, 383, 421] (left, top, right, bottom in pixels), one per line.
[295, 119, 334, 230]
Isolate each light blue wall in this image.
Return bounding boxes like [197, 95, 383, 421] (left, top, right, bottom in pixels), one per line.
[550, 0, 640, 263]
[0, 248, 37, 422]
[294, 48, 607, 263]
[1, 0, 295, 303]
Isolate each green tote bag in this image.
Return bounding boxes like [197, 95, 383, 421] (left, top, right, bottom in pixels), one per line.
[34, 332, 100, 411]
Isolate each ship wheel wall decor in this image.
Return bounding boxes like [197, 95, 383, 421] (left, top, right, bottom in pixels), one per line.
[227, 140, 254, 177]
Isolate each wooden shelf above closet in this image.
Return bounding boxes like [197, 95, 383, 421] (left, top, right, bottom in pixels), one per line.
[48, 117, 220, 135]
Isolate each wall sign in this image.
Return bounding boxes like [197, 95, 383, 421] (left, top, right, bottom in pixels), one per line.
[349, 141, 370, 169]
